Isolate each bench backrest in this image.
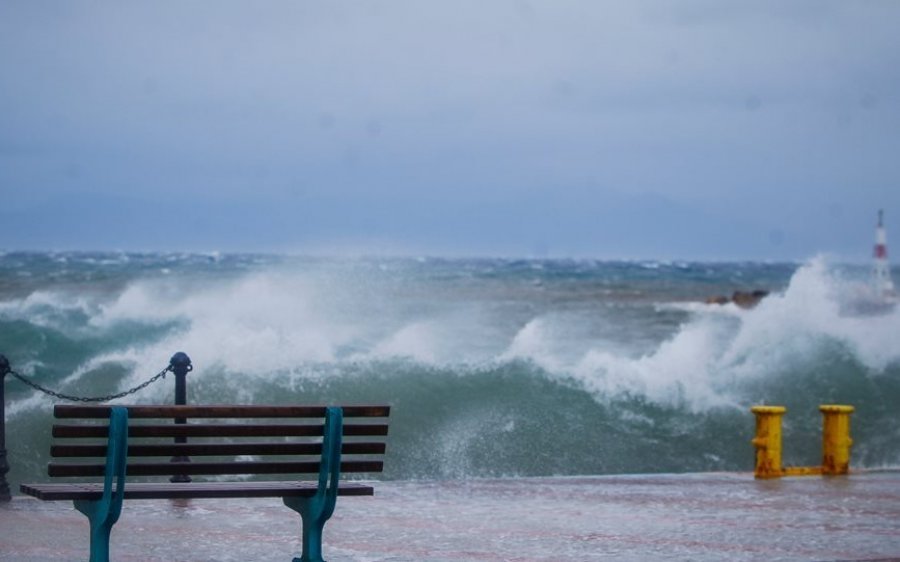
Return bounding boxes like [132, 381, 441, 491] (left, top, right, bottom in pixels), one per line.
[48, 405, 390, 480]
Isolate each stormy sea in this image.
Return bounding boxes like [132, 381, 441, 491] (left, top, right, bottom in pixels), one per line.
[2, 252, 899, 491]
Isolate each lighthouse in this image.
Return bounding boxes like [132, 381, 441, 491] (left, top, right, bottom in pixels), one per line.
[873, 209, 896, 299]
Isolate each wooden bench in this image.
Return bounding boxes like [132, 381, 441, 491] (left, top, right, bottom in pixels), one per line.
[20, 404, 390, 562]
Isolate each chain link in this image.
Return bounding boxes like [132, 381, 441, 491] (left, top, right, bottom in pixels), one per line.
[7, 365, 171, 402]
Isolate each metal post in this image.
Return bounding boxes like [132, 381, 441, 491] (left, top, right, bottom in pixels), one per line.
[0, 355, 11, 501]
[820, 404, 854, 475]
[750, 405, 786, 479]
[169, 352, 192, 483]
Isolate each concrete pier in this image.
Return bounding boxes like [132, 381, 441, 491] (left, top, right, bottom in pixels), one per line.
[2, 471, 899, 561]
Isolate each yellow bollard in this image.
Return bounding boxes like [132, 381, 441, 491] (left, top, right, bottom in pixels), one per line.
[820, 405, 854, 475]
[751, 406, 786, 479]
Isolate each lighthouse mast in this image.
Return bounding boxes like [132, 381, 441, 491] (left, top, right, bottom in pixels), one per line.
[873, 209, 896, 298]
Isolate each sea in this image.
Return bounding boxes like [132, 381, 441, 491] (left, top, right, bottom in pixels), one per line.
[1, 252, 899, 492]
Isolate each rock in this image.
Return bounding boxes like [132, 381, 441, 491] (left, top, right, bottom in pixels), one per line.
[705, 289, 769, 309]
[732, 290, 769, 309]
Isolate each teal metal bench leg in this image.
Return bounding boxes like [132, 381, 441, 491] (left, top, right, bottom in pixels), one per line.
[73, 407, 129, 562]
[283, 407, 342, 562]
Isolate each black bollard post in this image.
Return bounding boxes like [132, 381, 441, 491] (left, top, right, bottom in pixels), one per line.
[0, 355, 11, 501]
[169, 352, 192, 483]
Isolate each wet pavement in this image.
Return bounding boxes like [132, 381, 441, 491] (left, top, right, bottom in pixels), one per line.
[2, 471, 899, 561]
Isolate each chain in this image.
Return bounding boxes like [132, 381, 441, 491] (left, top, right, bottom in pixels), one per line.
[7, 365, 171, 402]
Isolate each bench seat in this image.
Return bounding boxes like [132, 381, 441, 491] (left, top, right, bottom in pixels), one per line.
[20, 480, 374, 501]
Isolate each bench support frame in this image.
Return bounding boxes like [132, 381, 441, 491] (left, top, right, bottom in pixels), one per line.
[72, 407, 129, 562]
[62, 406, 347, 562]
[283, 407, 343, 562]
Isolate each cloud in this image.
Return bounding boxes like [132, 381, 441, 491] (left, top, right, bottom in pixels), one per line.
[1, 1, 899, 259]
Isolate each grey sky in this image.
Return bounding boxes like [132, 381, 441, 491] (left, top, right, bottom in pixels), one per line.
[2, 1, 899, 260]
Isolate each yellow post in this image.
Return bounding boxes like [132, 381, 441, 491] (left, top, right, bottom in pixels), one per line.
[820, 405, 854, 475]
[751, 406, 786, 479]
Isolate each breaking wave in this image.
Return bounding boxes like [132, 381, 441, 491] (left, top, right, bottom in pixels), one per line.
[1, 254, 898, 488]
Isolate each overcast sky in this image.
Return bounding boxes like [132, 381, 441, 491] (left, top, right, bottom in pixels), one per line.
[1, 1, 899, 260]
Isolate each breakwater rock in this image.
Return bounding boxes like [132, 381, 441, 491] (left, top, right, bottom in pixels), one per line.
[705, 289, 769, 309]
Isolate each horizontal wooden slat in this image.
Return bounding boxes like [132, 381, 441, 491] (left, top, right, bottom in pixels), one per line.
[21, 481, 375, 501]
[54, 424, 320, 439]
[51, 442, 387, 458]
[54, 404, 390, 419]
[53, 423, 389, 439]
[48, 460, 384, 477]
[40, 404, 389, 493]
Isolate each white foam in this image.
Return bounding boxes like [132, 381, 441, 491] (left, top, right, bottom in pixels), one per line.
[8, 256, 898, 414]
[370, 321, 443, 364]
[0, 290, 98, 330]
[498, 256, 900, 411]
[500, 318, 567, 374]
[730, 256, 900, 372]
[99, 271, 354, 382]
[500, 314, 740, 411]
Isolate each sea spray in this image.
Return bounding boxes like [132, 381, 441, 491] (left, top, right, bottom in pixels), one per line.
[1, 253, 898, 491]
